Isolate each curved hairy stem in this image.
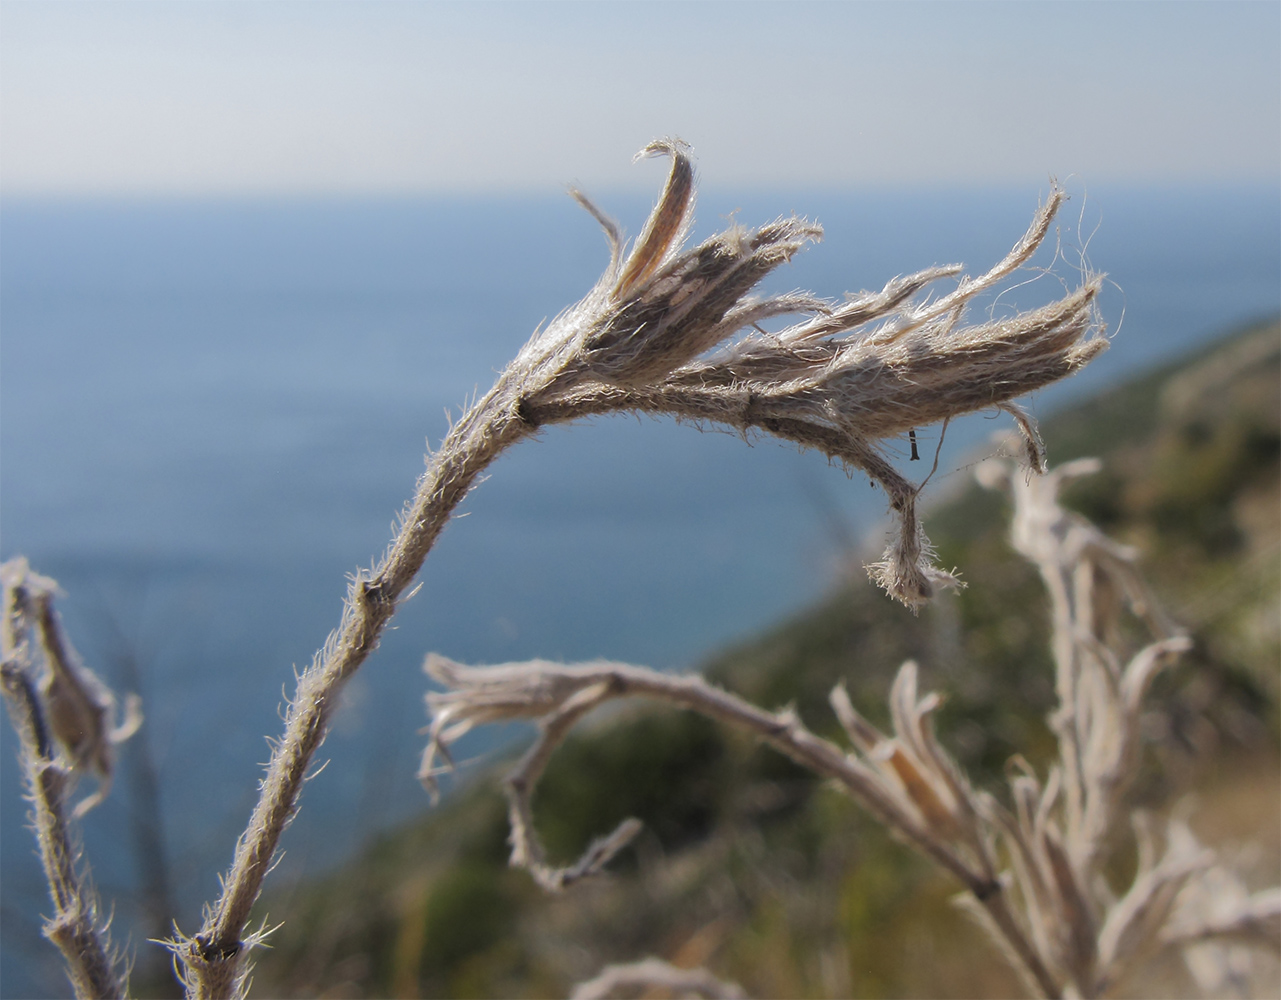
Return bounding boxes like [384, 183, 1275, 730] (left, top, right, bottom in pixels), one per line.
[174, 376, 536, 997]
[171, 139, 1104, 996]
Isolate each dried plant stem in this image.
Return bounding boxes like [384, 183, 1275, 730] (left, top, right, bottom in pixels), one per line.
[1161, 889, 1281, 951]
[176, 382, 537, 997]
[505, 682, 645, 890]
[148, 140, 1107, 996]
[422, 656, 1062, 998]
[421, 434, 1281, 999]
[570, 957, 746, 1000]
[1044, 559, 1091, 866]
[2, 580, 128, 1000]
[991, 456, 1186, 882]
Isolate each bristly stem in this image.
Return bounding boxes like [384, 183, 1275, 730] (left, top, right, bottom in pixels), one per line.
[177, 376, 537, 997]
[1, 578, 129, 1000]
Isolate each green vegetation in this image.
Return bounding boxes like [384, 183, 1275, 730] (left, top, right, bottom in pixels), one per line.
[252, 319, 1279, 999]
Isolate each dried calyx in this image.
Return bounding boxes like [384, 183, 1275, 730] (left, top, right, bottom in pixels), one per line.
[515, 138, 1107, 608]
[1, 557, 141, 817]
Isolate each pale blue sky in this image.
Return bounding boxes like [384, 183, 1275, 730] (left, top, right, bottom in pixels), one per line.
[2, 1, 1277, 195]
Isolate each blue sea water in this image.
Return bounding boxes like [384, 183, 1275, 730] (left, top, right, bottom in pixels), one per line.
[1, 184, 1277, 996]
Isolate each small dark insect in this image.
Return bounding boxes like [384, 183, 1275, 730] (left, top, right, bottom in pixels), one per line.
[909, 429, 920, 461]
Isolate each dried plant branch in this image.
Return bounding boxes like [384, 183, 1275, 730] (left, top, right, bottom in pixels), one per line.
[570, 957, 747, 1000]
[975, 457, 1279, 998]
[156, 138, 1102, 997]
[426, 453, 1279, 1000]
[505, 680, 645, 891]
[422, 657, 967, 887]
[977, 457, 1187, 876]
[421, 654, 1061, 998]
[1, 562, 130, 1000]
[1092, 818, 1213, 994]
[2, 559, 142, 818]
[1164, 887, 1281, 951]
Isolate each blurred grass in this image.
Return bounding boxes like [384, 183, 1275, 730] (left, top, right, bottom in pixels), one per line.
[248, 318, 1279, 1000]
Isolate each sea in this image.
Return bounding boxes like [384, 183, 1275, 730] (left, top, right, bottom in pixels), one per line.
[2, 183, 1277, 996]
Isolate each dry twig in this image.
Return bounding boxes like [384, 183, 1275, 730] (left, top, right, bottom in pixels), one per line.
[570, 957, 746, 1000]
[420, 655, 1059, 997]
[425, 458, 1280, 999]
[1, 560, 132, 1000]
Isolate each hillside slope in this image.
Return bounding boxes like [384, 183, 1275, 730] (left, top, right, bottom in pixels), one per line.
[248, 319, 1280, 1000]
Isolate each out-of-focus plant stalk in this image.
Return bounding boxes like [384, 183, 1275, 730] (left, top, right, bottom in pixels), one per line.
[426, 456, 1281, 998]
[1, 564, 130, 1000]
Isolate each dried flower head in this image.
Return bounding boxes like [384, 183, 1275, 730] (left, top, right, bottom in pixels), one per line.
[516, 139, 1107, 608]
[1, 557, 141, 817]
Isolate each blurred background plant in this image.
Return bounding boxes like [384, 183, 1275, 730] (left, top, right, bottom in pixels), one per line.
[253, 319, 1279, 1000]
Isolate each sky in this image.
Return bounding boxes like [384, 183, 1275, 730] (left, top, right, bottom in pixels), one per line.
[1, 1, 1278, 196]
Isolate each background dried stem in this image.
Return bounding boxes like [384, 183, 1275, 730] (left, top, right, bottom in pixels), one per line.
[569, 957, 746, 1000]
[1, 563, 130, 1000]
[423, 457, 1281, 999]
